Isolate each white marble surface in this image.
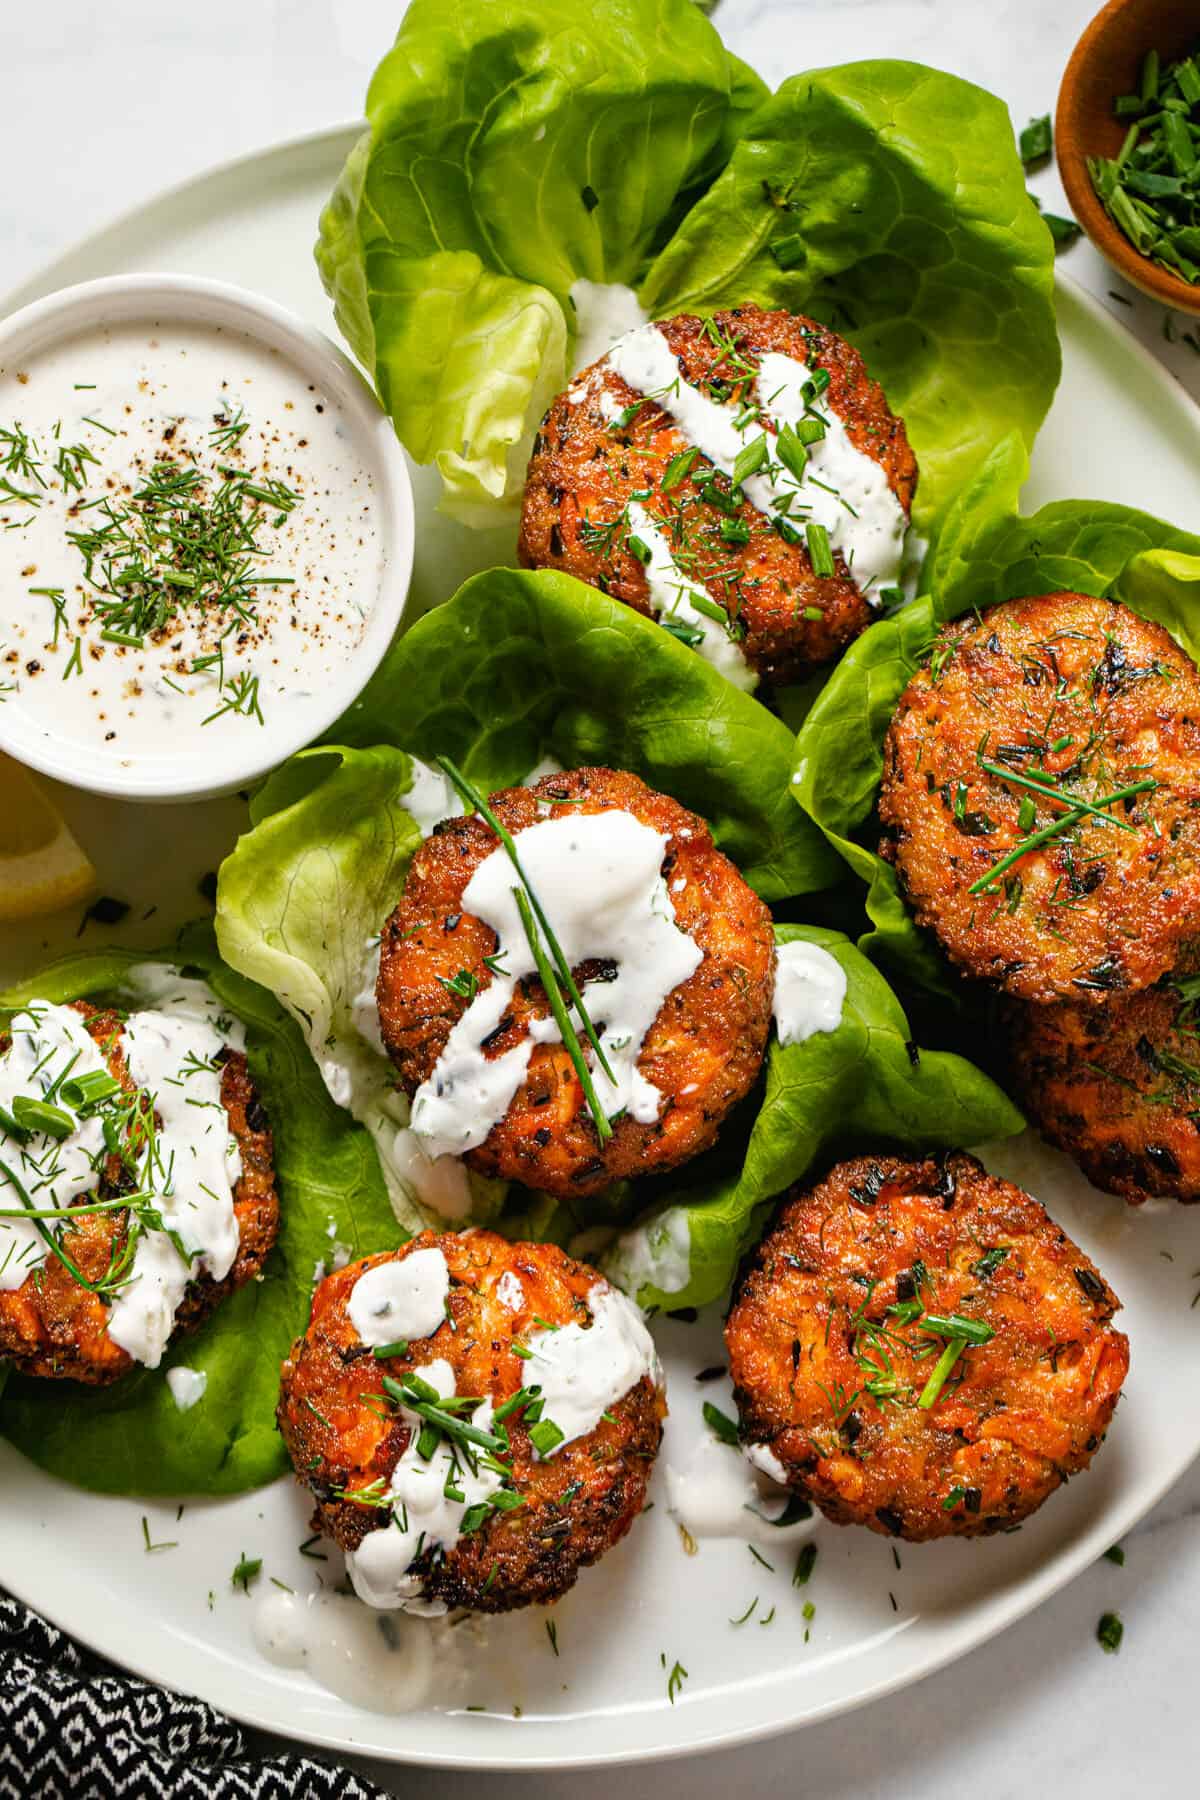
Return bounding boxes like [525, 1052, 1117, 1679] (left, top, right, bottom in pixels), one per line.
[2, 1, 1198, 1794]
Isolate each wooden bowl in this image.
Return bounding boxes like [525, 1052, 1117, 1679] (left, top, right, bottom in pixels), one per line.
[1057, 0, 1200, 314]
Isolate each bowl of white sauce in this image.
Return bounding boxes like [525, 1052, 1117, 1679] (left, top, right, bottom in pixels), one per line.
[0, 274, 414, 801]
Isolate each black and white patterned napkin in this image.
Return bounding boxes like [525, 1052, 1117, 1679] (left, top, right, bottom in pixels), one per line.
[0, 1592, 385, 1800]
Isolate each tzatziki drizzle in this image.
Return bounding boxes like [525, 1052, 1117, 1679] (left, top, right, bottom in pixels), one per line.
[605, 324, 908, 602]
[409, 810, 703, 1159]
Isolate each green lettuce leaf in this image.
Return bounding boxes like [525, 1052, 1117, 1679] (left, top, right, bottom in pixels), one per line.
[603, 924, 1023, 1310]
[1112, 549, 1200, 667]
[316, 0, 761, 520]
[217, 742, 509, 1236]
[0, 924, 397, 1496]
[319, 4, 1057, 535]
[333, 565, 839, 901]
[792, 464, 1200, 987]
[641, 62, 1060, 537]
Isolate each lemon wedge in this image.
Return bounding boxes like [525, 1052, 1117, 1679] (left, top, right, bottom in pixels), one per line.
[0, 753, 96, 921]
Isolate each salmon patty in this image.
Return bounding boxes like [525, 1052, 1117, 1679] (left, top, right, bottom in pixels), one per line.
[377, 767, 776, 1198]
[725, 1152, 1129, 1541]
[880, 594, 1200, 1003]
[277, 1230, 665, 1614]
[1008, 955, 1200, 1203]
[519, 306, 917, 689]
[0, 1002, 277, 1384]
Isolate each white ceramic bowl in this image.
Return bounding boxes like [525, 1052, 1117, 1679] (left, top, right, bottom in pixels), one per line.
[0, 273, 413, 802]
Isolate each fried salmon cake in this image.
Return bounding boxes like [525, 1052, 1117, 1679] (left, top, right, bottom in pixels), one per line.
[726, 1152, 1129, 1541]
[0, 1000, 277, 1383]
[520, 305, 917, 688]
[278, 1230, 665, 1613]
[1008, 954, 1200, 1203]
[880, 594, 1200, 1004]
[377, 767, 776, 1199]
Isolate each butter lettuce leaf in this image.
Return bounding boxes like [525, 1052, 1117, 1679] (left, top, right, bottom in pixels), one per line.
[333, 565, 839, 901]
[0, 925, 397, 1496]
[792, 460, 1200, 988]
[318, 5, 1057, 534]
[217, 743, 509, 1236]
[603, 925, 1023, 1310]
[316, 0, 761, 520]
[640, 63, 1059, 538]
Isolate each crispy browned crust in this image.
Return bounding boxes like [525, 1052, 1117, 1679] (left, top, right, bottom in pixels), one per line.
[1008, 950, 1200, 1203]
[0, 1002, 278, 1383]
[376, 766, 775, 1198]
[518, 305, 917, 688]
[725, 1152, 1129, 1542]
[277, 1230, 665, 1613]
[879, 593, 1200, 1004]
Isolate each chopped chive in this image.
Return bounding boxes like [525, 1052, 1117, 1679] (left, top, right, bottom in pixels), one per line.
[967, 779, 1157, 894]
[662, 446, 700, 491]
[702, 1401, 740, 1446]
[731, 434, 769, 486]
[792, 1543, 818, 1586]
[805, 520, 836, 577]
[435, 756, 617, 1094]
[528, 1418, 565, 1459]
[917, 1337, 966, 1410]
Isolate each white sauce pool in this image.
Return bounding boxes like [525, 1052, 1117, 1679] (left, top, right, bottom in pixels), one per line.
[409, 810, 703, 1160]
[772, 941, 847, 1046]
[603, 1205, 693, 1304]
[665, 1430, 818, 1549]
[0, 973, 246, 1369]
[347, 1248, 450, 1347]
[605, 324, 907, 603]
[253, 1588, 469, 1714]
[401, 759, 464, 838]
[0, 319, 382, 767]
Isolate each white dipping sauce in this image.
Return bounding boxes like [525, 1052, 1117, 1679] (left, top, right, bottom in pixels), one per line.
[523, 1283, 660, 1456]
[0, 319, 382, 766]
[347, 1248, 450, 1346]
[166, 1366, 208, 1411]
[772, 941, 847, 1046]
[605, 324, 907, 602]
[0, 974, 245, 1369]
[409, 810, 703, 1160]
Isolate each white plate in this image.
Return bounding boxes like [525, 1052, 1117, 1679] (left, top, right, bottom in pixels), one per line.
[2, 125, 1200, 1772]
